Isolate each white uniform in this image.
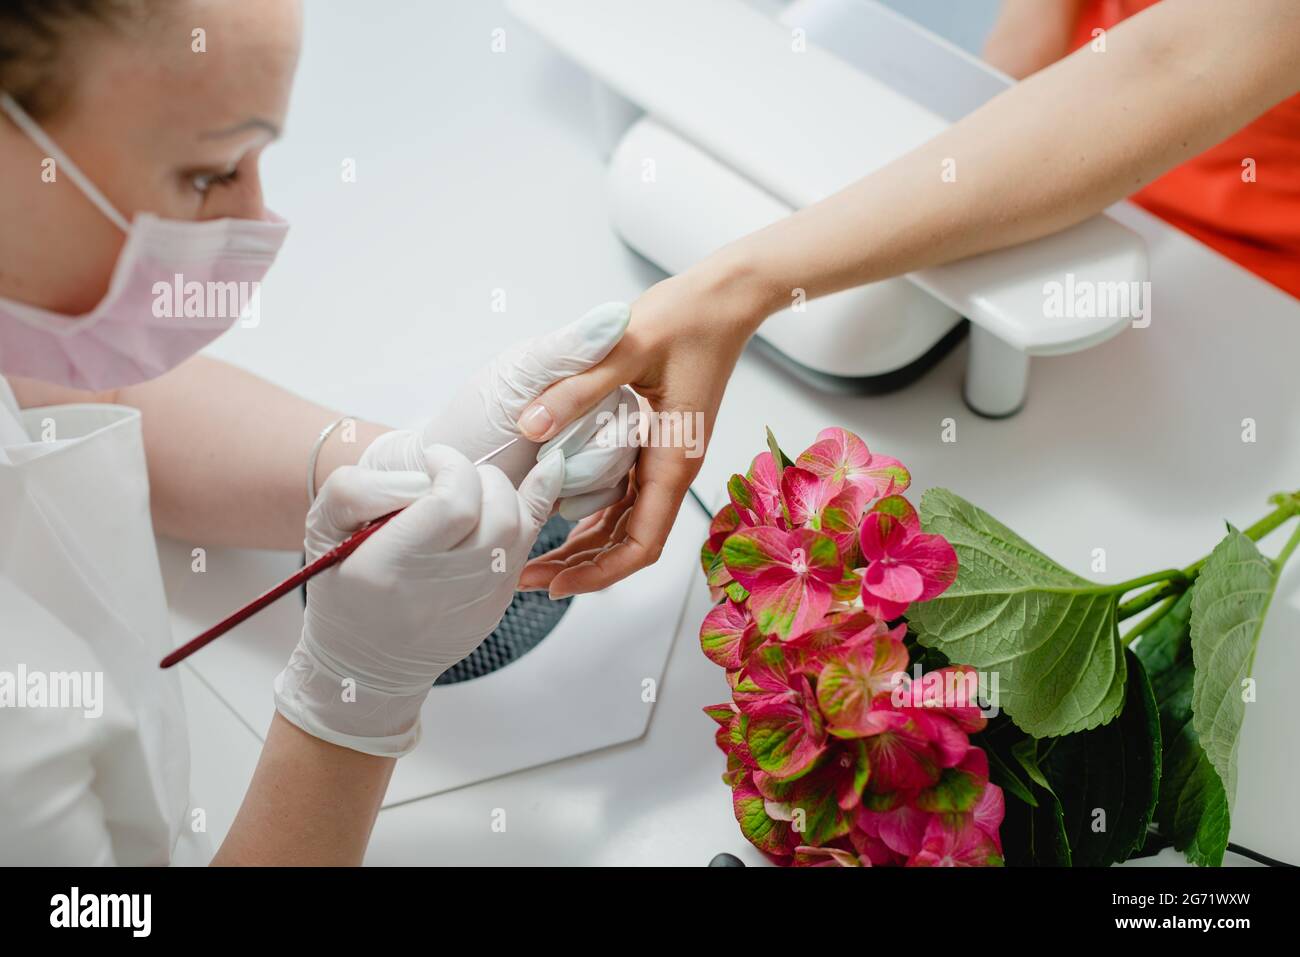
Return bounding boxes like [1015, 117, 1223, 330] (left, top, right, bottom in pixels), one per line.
[0, 378, 208, 865]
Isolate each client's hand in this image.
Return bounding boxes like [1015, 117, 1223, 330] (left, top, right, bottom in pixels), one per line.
[516, 267, 764, 597]
[362, 302, 641, 521]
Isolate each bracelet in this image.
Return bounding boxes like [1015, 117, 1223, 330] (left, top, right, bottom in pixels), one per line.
[307, 416, 352, 507]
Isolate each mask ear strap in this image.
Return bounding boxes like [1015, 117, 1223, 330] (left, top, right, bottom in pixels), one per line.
[1, 92, 132, 233]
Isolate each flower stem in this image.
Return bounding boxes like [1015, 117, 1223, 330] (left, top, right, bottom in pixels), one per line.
[1116, 570, 1196, 623]
[1111, 569, 1187, 593]
[1274, 521, 1300, 574]
[1116, 495, 1300, 622]
[1121, 594, 1178, 646]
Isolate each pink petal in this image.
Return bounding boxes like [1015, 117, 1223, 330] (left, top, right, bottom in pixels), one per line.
[698, 600, 759, 669]
[746, 570, 834, 640]
[744, 686, 827, 779]
[708, 503, 741, 543]
[727, 473, 763, 526]
[790, 611, 888, 675]
[956, 745, 990, 784]
[792, 846, 866, 867]
[872, 804, 932, 858]
[850, 825, 902, 866]
[748, 452, 783, 518]
[815, 630, 910, 736]
[817, 483, 868, 562]
[973, 783, 1006, 852]
[862, 709, 944, 792]
[781, 466, 841, 527]
[861, 454, 911, 499]
[789, 528, 846, 584]
[864, 560, 925, 603]
[869, 494, 920, 535]
[721, 527, 795, 589]
[734, 641, 800, 708]
[858, 510, 909, 562]
[860, 591, 911, 621]
[908, 815, 1003, 867]
[894, 532, 959, 601]
[796, 428, 873, 484]
[907, 665, 987, 733]
[913, 714, 976, 769]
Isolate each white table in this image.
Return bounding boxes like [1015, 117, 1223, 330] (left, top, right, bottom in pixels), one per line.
[173, 0, 1299, 866]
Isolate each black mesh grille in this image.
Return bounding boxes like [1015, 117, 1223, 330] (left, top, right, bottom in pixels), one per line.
[434, 515, 575, 685]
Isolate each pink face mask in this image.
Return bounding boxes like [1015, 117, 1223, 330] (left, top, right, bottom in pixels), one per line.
[0, 93, 289, 391]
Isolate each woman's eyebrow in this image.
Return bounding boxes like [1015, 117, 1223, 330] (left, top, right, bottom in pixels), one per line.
[199, 118, 282, 141]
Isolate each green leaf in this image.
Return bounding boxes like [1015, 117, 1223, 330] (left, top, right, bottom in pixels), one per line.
[1005, 783, 1072, 867]
[987, 745, 1037, 807]
[1160, 724, 1231, 866]
[1133, 590, 1231, 866]
[1012, 737, 1053, 791]
[1190, 527, 1280, 810]
[1039, 650, 1161, 867]
[910, 489, 1126, 737]
[765, 426, 794, 470]
[977, 718, 1071, 866]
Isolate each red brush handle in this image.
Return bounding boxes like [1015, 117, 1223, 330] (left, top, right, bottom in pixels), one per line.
[159, 508, 401, 669]
[159, 436, 519, 670]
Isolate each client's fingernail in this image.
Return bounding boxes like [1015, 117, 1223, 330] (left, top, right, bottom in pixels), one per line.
[519, 404, 554, 440]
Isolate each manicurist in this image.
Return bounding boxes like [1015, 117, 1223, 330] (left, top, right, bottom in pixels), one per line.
[0, 0, 635, 865]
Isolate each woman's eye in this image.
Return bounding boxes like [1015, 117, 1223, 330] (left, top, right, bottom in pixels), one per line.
[190, 167, 240, 195]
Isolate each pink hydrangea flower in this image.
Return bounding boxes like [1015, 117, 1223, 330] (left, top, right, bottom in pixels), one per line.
[722, 527, 843, 640]
[793, 845, 869, 867]
[858, 802, 931, 859]
[698, 427, 997, 867]
[814, 625, 909, 736]
[733, 643, 828, 780]
[899, 663, 989, 734]
[908, 808, 1005, 867]
[855, 700, 970, 793]
[796, 427, 910, 500]
[858, 501, 958, 619]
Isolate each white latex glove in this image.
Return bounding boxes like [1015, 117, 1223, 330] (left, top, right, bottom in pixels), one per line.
[273, 445, 565, 757]
[363, 302, 640, 521]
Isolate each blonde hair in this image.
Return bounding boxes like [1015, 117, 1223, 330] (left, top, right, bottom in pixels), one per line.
[0, 0, 147, 119]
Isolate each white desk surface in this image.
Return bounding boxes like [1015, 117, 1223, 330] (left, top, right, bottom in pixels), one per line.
[174, 0, 1298, 866]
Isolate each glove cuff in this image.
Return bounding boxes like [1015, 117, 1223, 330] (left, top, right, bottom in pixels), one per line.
[273, 638, 427, 758]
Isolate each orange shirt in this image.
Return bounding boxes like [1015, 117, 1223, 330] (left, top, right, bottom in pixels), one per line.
[1073, 0, 1300, 298]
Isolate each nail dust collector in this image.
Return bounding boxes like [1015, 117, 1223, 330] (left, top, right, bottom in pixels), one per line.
[509, 0, 1148, 417]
